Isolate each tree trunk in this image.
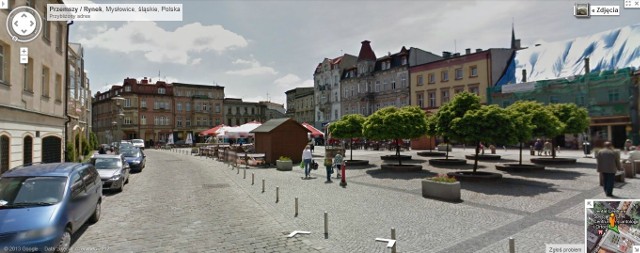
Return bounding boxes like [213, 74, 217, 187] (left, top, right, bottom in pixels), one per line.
[396, 138, 402, 166]
[474, 141, 480, 173]
[350, 138, 353, 160]
[429, 136, 434, 152]
[551, 137, 557, 158]
[445, 137, 450, 160]
[519, 142, 523, 165]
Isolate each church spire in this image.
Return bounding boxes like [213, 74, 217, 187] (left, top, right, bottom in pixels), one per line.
[510, 20, 516, 49]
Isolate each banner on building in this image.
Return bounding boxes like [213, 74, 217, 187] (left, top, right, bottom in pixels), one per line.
[501, 82, 536, 94]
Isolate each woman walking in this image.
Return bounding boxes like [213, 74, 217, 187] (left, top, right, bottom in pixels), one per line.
[301, 145, 313, 179]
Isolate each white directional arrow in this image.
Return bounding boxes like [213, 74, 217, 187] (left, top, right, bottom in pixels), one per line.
[375, 238, 396, 248]
[633, 245, 639, 252]
[287, 230, 311, 238]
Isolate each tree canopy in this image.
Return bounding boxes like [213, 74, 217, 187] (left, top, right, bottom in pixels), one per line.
[434, 92, 482, 141]
[329, 114, 366, 139]
[506, 100, 565, 138]
[548, 103, 590, 134]
[451, 105, 517, 145]
[362, 106, 428, 140]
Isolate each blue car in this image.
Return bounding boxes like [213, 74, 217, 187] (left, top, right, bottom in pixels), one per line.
[120, 148, 146, 172]
[0, 163, 102, 253]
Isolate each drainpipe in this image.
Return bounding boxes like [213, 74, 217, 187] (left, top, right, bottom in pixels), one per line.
[63, 20, 73, 162]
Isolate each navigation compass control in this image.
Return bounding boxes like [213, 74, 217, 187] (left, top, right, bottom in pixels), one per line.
[5, 6, 43, 43]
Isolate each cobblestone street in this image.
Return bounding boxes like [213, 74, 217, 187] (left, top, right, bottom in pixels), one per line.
[71, 146, 640, 252]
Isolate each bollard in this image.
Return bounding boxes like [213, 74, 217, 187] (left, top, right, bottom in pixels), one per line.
[237, 166, 240, 174]
[262, 179, 265, 193]
[252, 173, 255, 185]
[243, 168, 246, 179]
[324, 211, 328, 237]
[276, 186, 279, 203]
[508, 237, 515, 253]
[295, 197, 298, 217]
[391, 228, 397, 253]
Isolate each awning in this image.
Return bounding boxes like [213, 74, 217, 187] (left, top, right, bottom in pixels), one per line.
[302, 122, 324, 138]
[200, 124, 226, 136]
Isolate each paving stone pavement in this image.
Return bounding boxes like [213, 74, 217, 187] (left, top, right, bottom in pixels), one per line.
[70, 146, 640, 253]
[69, 149, 326, 253]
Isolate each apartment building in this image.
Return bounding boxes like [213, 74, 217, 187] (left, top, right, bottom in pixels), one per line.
[173, 82, 224, 143]
[313, 54, 357, 129]
[285, 87, 314, 124]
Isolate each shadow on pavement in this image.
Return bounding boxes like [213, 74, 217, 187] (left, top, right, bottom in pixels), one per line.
[427, 163, 487, 170]
[504, 168, 585, 180]
[544, 162, 595, 169]
[365, 169, 438, 180]
[461, 177, 560, 196]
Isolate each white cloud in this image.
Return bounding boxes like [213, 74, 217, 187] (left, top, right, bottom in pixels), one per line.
[190, 58, 202, 65]
[273, 74, 313, 90]
[78, 22, 248, 65]
[225, 56, 277, 76]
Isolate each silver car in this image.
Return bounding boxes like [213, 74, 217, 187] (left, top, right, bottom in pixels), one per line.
[92, 154, 130, 192]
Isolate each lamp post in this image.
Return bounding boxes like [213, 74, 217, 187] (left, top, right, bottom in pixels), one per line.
[73, 125, 85, 162]
[112, 96, 126, 143]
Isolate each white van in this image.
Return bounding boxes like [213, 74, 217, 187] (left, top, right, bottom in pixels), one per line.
[131, 139, 145, 149]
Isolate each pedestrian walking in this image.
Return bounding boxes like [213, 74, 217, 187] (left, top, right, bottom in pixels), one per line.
[98, 146, 107, 154]
[596, 141, 622, 197]
[310, 143, 315, 153]
[334, 152, 343, 179]
[534, 139, 543, 156]
[324, 155, 333, 183]
[301, 145, 313, 179]
[543, 140, 552, 156]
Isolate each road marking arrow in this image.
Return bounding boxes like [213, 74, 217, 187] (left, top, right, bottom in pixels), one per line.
[287, 230, 311, 238]
[375, 238, 396, 248]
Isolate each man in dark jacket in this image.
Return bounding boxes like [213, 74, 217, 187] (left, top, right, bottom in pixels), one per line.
[596, 141, 622, 197]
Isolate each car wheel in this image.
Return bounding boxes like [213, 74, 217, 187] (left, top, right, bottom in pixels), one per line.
[89, 201, 101, 223]
[117, 179, 124, 192]
[125, 175, 129, 184]
[55, 227, 72, 253]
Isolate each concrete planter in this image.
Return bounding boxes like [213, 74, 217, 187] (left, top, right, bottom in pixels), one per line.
[421, 180, 461, 202]
[436, 145, 452, 152]
[276, 160, 293, 171]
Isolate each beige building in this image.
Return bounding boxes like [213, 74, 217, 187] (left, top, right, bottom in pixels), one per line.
[285, 87, 314, 124]
[313, 54, 357, 129]
[67, 42, 91, 154]
[0, 0, 69, 172]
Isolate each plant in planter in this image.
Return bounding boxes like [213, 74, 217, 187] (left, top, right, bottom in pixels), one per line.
[548, 103, 590, 158]
[363, 106, 428, 167]
[276, 156, 293, 171]
[422, 174, 461, 202]
[434, 92, 481, 161]
[329, 114, 367, 164]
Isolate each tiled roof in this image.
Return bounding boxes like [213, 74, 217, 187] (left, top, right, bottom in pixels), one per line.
[357, 40, 376, 62]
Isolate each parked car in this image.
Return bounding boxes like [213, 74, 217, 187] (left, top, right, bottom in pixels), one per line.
[121, 148, 146, 172]
[118, 142, 134, 152]
[0, 163, 102, 253]
[131, 139, 145, 149]
[91, 154, 130, 192]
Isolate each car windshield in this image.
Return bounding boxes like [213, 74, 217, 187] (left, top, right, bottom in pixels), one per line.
[94, 158, 122, 169]
[121, 149, 140, 157]
[0, 177, 67, 207]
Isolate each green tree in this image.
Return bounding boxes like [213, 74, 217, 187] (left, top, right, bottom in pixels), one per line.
[363, 106, 428, 165]
[328, 114, 366, 161]
[65, 141, 76, 162]
[507, 101, 565, 157]
[89, 131, 99, 150]
[504, 107, 535, 165]
[433, 92, 482, 159]
[425, 114, 437, 152]
[451, 105, 516, 172]
[548, 103, 590, 157]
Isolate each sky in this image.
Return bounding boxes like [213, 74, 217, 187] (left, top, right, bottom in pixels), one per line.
[67, 0, 639, 106]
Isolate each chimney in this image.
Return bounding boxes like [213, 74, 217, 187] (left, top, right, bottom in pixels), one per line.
[584, 58, 590, 74]
[442, 51, 451, 58]
[141, 77, 148, 84]
[453, 53, 460, 57]
[465, 48, 471, 55]
[522, 69, 527, 82]
[515, 39, 521, 49]
[535, 44, 541, 47]
[476, 48, 482, 53]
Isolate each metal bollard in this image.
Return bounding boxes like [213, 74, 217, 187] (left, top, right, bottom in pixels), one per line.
[295, 197, 298, 217]
[509, 237, 515, 253]
[324, 211, 328, 237]
[243, 168, 246, 179]
[252, 173, 254, 185]
[262, 179, 265, 193]
[391, 228, 397, 253]
[276, 186, 279, 203]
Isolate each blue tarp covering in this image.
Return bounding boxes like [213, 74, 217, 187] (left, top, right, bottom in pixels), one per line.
[496, 23, 640, 86]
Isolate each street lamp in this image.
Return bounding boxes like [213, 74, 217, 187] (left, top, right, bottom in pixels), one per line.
[112, 96, 126, 143]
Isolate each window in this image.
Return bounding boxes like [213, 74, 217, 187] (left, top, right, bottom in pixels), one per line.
[470, 66, 478, 77]
[70, 173, 84, 198]
[56, 23, 63, 53]
[549, 95, 560, 104]
[176, 103, 182, 111]
[401, 57, 407, 65]
[441, 71, 449, 82]
[158, 87, 165, 94]
[441, 90, 450, 104]
[0, 44, 7, 83]
[23, 58, 33, 92]
[55, 74, 62, 101]
[141, 100, 146, 108]
[428, 91, 436, 108]
[203, 103, 209, 111]
[392, 80, 396, 90]
[608, 89, 620, 102]
[41, 65, 50, 97]
[215, 104, 220, 113]
[176, 117, 182, 127]
[469, 86, 479, 95]
[455, 68, 463, 80]
[576, 95, 585, 106]
[125, 86, 131, 92]
[141, 115, 146, 125]
[454, 87, 464, 94]
[23, 136, 32, 165]
[124, 117, 131, 125]
[0, 135, 8, 174]
[42, 8, 50, 41]
[215, 118, 220, 125]
[334, 109, 338, 120]
[417, 75, 424, 86]
[400, 75, 407, 87]
[428, 73, 435, 84]
[124, 98, 131, 107]
[186, 118, 191, 126]
[186, 103, 191, 111]
[417, 93, 424, 108]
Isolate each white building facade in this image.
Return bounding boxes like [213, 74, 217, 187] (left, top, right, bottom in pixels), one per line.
[313, 54, 357, 129]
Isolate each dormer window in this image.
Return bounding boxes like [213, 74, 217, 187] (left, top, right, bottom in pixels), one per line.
[124, 85, 131, 92]
[158, 87, 165, 94]
[401, 57, 407, 65]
